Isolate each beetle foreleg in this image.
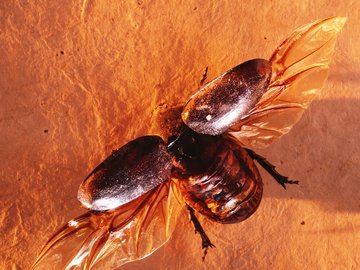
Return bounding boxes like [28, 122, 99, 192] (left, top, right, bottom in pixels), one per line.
[245, 148, 299, 189]
[187, 205, 215, 261]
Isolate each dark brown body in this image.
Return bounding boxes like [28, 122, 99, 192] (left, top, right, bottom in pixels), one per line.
[78, 136, 172, 211]
[170, 128, 263, 223]
[182, 59, 272, 135]
[78, 127, 264, 223]
[78, 59, 270, 221]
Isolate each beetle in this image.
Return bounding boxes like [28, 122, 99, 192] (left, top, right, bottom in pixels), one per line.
[33, 17, 345, 270]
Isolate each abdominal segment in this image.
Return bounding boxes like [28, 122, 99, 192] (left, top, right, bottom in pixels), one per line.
[171, 132, 263, 223]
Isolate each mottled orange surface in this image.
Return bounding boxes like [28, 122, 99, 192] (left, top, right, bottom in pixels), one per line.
[1, 1, 359, 270]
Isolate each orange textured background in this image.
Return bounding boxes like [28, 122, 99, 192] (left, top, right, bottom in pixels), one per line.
[1, 1, 359, 269]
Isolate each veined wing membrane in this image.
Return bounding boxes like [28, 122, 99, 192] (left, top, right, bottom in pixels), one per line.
[229, 17, 346, 149]
[33, 182, 184, 270]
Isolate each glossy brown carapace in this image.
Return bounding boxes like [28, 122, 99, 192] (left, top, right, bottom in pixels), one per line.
[182, 59, 272, 136]
[170, 128, 263, 223]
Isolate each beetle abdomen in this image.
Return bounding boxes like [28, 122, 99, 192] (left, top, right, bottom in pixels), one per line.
[171, 131, 263, 223]
[182, 59, 272, 136]
[78, 136, 172, 211]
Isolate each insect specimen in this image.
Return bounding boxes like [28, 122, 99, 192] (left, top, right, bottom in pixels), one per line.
[33, 17, 346, 270]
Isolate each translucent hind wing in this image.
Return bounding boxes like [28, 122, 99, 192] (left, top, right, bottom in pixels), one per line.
[33, 182, 184, 270]
[229, 17, 346, 149]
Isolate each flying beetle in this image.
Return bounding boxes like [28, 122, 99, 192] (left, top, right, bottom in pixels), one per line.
[33, 17, 346, 270]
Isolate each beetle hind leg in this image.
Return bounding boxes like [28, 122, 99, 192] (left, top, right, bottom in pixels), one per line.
[245, 148, 299, 189]
[187, 205, 215, 261]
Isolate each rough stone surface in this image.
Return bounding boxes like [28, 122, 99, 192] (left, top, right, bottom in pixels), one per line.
[0, 1, 359, 269]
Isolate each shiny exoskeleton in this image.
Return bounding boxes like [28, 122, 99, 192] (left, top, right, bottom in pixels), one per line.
[169, 127, 263, 224]
[78, 136, 173, 211]
[77, 59, 296, 249]
[182, 59, 272, 135]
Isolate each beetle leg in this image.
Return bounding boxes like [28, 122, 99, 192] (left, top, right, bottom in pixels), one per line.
[187, 205, 215, 260]
[245, 148, 299, 189]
